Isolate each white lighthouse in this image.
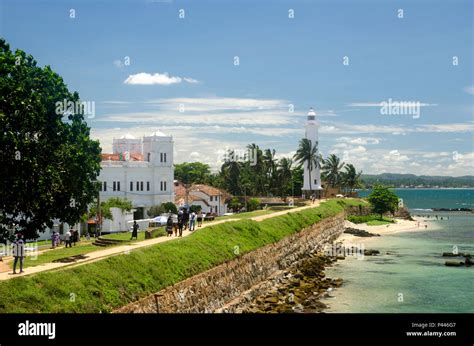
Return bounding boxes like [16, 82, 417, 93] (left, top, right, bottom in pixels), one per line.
[302, 107, 323, 196]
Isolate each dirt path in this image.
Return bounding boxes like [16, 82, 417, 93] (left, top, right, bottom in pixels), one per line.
[0, 200, 323, 281]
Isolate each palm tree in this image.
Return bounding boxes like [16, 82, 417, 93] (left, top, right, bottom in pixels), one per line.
[221, 150, 243, 195]
[293, 138, 319, 196]
[341, 164, 362, 194]
[277, 157, 293, 197]
[322, 154, 345, 192]
[247, 143, 265, 194]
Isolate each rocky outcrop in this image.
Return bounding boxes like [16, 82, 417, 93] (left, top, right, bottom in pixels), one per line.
[216, 254, 343, 313]
[346, 205, 412, 220]
[114, 212, 346, 313]
[344, 227, 380, 237]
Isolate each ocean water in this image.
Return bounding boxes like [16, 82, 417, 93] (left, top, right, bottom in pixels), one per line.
[324, 189, 474, 313]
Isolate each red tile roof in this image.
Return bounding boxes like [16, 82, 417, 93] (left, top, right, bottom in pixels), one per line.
[101, 152, 144, 162]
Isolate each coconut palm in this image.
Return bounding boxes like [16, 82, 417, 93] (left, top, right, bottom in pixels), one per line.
[277, 157, 293, 196]
[293, 138, 319, 195]
[322, 154, 345, 190]
[341, 163, 362, 194]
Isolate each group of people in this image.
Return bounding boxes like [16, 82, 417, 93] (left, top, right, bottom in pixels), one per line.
[166, 209, 204, 237]
[52, 228, 79, 248]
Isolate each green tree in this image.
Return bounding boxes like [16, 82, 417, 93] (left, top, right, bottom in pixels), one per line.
[277, 157, 293, 197]
[293, 138, 319, 195]
[290, 165, 304, 197]
[247, 198, 260, 211]
[367, 185, 399, 219]
[147, 202, 178, 217]
[174, 162, 211, 185]
[220, 150, 243, 195]
[0, 39, 101, 241]
[322, 154, 345, 190]
[228, 197, 243, 211]
[89, 197, 132, 221]
[341, 164, 362, 194]
[189, 205, 202, 213]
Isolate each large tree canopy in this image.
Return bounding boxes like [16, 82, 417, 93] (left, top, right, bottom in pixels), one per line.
[0, 39, 101, 241]
[367, 185, 400, 219]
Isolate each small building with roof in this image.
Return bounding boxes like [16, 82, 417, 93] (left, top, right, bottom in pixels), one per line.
[174, 181, 229, 215]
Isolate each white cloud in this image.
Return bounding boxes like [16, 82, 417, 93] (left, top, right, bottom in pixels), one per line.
[336, 136, 380, 145]
[144, 97, 289, 112]
[183, 77, 200, 84]
[464, 85, 474, 95]
[123, 72, 199, 85]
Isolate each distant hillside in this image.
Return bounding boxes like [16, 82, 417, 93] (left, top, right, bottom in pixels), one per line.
[361, 173, 474, 188]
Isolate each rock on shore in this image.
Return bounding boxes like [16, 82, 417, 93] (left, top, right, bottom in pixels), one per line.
[344, 227, 380, 237]
[241, 254, 343, 313]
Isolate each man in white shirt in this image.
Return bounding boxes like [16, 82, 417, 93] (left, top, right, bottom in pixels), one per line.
[189, 211, 196, 231]
[65, 229, 72, 248]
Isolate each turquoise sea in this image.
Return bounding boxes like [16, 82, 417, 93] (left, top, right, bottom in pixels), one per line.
[324, 189, 474, 313]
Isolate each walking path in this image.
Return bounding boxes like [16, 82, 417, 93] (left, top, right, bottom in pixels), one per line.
[0, 201, 323, 281]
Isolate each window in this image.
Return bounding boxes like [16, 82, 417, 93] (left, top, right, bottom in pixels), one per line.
[160, 153, 167, 163]
[136, 182, 139, 191]
[147, 153, 151, 162]
[160, 181, 167, 191]
[130, 181, 133, 191]
[103, 182, 107, 192]
[210, 196, 213, 202]
[113, 181, 116, 191]
[140, 181, 144, 191]
[147, 182, 150, 191]
[314, 179, 317, 185]
[117, 182, 120, 191]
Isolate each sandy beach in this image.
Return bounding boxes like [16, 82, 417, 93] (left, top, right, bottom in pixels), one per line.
[336, 216, 440, 246]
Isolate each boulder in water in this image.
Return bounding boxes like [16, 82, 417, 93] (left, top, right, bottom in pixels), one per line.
[364, 249, 380, 256]
[445, 261, 464, 267]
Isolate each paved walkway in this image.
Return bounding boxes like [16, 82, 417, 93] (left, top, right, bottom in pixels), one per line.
[0, 200, 323, 281]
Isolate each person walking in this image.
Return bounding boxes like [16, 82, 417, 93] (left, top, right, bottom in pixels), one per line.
[183, 209, 189, 231]
[197, 211, 203, 228]
[65, 229, 72, 248]
[189, 211, 196, 231]
[54, 231, 60, 247]
[131, 221, 139, 240]
[72, 229, 78, 246]
[166, 214, 173, 237]
[51, 231, 57, 249]
[12, 233, 25, 274]
[177, 210, 184, 237]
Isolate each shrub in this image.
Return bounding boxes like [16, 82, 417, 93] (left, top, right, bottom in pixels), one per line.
[247, 198, 260, 211]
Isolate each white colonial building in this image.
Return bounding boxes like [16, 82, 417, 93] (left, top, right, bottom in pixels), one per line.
[98, 131, 175, 231]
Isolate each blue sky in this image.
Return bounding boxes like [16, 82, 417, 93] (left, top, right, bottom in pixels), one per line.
[1, 0, 473, 175]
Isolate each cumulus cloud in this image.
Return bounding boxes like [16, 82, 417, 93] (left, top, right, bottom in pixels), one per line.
[123, 72, 199, 85]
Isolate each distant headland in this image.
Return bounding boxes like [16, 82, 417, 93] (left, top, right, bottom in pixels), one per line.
[361, 173, 474, 189]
